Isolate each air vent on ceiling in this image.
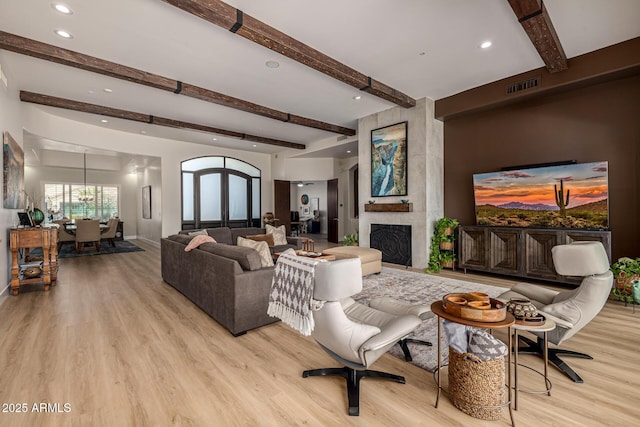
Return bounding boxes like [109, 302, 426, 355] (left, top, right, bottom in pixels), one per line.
[506, 76, 540, 95]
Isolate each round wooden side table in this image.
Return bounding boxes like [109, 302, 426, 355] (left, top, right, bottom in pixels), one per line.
[430, 301, 516, 426]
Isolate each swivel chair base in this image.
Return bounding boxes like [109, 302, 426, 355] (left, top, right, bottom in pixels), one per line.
[398, 338, 432, 362]
[517, 336, 592, 383]
[302, 367, 405, 416]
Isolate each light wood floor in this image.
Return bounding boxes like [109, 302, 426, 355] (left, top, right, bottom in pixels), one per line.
[1, 239, 638, 426]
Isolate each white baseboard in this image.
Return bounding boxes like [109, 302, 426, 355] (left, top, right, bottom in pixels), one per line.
[0, 283, 11, 307]
[136, 236, 160, 248]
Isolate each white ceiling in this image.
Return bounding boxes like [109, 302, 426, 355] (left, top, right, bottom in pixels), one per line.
[2, 0, 639, 166]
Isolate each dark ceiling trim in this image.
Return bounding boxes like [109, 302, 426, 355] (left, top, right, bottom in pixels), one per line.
[435, 37, 640, 121]
[161, 0, 417, 108]
[20, 91, 306, 150]
[507, 0, 568, 73]
[0, 31, 354, 137]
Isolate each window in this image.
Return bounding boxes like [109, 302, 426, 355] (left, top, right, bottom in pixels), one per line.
[44, 183, 120, 221]
[181, 156, 261, 230]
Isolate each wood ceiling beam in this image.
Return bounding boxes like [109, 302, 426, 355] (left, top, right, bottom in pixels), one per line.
[161, 0, 417, 108]
[0, 31, 354, 136]
[507, 0, 568, 73]
[20, 91, 306, 150]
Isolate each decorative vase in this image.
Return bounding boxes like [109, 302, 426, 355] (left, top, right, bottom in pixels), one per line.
[506, 298, 538, 319]
[22, 266, 42, 279]
[30, 208, 45, 226]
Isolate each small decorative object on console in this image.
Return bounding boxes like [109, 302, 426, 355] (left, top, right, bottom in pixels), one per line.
[22, 266, 42, 278]
[506, 298, 538, 319]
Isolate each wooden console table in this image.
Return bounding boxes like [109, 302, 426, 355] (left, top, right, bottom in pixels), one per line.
[458, 226, 611, 285]
[9, 227, 58, 296]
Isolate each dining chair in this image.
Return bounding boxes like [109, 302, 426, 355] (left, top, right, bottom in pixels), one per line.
[100, 218, 120, 247]
[53, 219, 75, 252]
[75, 219, 101, 252]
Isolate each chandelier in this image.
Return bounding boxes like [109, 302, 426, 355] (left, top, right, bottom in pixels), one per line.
[79, 152, 94, 203]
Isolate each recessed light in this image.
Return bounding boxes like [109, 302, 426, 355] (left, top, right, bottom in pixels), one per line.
[140, 130, 147, 134]
[52, 3, 73, 15]
[252, 144, 257, 148]
[346, 150, 352, 154]
[103, 88, 113, 93]
[265, 60, 279, 69]
[480, 41, 492, 49]
[212, 137, 217, 141]
[101, 119, 108, 123]
[353, 95, 361, 100]
[88, 90, 94, 94]
[54, 29, 73, 39]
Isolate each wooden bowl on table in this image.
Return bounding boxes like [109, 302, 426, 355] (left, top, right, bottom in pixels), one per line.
[442, 293, 506, 322]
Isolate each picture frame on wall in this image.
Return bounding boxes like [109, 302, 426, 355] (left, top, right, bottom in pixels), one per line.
[142, 185, 151, 219]
[3, 131, 24, 209]
[371, 121, 407, 197]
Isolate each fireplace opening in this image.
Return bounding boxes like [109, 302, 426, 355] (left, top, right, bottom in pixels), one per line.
[370, 224, 412, 266]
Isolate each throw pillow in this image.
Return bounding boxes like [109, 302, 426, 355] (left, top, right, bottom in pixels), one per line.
[246, 233, 275, 247]
[185, 235, 217, 252]
[188, 230, 208, 236]
[265, 224, 288, 246]
[237, 237, 274, 267]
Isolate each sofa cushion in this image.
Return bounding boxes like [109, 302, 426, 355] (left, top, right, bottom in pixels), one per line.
[246, 233, 275, 247]
[188, 230, 208, 236]
[266, 224, 288, 246]
[168, 234, 194, 245]
[237, 237, 274, 267]
[206, 228, 233, 245]
[230, 227, 265, 244]
[197, 242, 263, 271]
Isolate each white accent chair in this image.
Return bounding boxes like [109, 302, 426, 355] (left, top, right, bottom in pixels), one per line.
[498, 241, 613, 383]
[302, 258, 422, 415]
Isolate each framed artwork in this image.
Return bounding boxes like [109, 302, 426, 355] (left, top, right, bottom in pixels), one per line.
[3, 131, 24, 209]
[142, 185, 152, 219]
[371, 121, 408, 197]
[301, 194, 309, 205]
[302, 206, 310, 215]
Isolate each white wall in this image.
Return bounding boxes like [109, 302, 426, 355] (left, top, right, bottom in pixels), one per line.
[136, 160, 162, 244]
[358, 98, 443, 268]
[0, 53, 24, 297]
[24, 165, 139, 237]
[21, 105, 273, 238]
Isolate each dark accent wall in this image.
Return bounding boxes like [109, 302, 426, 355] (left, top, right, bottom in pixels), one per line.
[444, 75, 640, 260]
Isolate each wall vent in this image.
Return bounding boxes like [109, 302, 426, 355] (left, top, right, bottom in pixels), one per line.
[506, 76, 540, 94]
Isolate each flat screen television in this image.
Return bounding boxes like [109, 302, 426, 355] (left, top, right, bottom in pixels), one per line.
[473, 161, 609, 230]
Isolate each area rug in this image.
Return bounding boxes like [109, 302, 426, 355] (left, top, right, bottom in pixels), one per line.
[32, 240, 145, 259]
[355, 268, 506, 372]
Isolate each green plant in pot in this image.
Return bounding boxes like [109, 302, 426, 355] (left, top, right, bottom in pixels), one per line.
[610, 257, 640, 304]
[427, 217, 459, 273]
[342, 233, 359, 246]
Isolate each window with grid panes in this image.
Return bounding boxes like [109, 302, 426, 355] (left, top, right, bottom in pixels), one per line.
[44, 183, 120, 221]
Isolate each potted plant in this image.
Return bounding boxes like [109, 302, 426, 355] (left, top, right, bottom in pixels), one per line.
[342, 233, 359, 246]
[610, 257, 640, 303]
[427, 217, 459, 273]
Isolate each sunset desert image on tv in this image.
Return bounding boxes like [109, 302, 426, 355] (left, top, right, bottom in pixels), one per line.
[473, 161, 609, 229]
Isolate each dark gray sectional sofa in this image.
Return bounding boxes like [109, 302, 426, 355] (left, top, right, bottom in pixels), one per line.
[161, 227, 301, 336]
